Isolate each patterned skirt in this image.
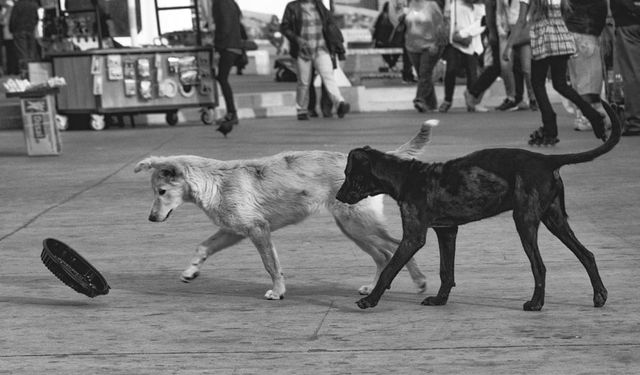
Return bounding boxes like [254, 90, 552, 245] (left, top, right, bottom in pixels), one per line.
[529, 7, 576, 61]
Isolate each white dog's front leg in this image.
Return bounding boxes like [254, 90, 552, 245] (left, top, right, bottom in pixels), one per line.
[181, 230, 244, 282]
[248, 224, 285, 300]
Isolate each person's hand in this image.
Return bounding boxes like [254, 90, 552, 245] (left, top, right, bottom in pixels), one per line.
[502, 45, 512, 62]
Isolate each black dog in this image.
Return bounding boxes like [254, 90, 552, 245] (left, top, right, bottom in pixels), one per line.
[336, 101, 621, 311]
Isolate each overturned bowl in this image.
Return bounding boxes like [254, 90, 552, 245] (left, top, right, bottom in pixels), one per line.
[41, 238, 110, 298]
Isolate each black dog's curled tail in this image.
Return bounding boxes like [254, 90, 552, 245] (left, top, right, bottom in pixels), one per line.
[548, 100, 622, 168]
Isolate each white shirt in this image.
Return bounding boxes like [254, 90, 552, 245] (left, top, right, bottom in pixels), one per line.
[447, 0, 485, 55]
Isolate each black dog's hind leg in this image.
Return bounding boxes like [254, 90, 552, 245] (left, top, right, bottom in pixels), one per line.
[357, 204, 429, 309]
[422, 226, 458, 306]
[541, 193, 608, 307]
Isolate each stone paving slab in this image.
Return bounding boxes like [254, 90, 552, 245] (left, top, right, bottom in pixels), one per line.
[1, 109, 639, 374]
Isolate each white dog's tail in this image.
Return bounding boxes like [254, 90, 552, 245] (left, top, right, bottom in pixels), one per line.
[388, 119, 439, 160]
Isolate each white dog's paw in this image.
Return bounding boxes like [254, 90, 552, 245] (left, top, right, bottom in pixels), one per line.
[358, 285, 373, 295]
[264, 290, 284, 300]
[180, 266, 200, 283]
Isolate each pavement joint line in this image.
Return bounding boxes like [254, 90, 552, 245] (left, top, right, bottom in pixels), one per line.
[0, 135, 179, 243]
[2, 342, 640, 358]
[309, 300, 335, 340]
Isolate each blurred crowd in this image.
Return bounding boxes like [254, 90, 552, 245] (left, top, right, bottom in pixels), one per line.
[367, 0, 639, 142]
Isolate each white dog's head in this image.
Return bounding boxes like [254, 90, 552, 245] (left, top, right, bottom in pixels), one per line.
[134, 157, 190, 222]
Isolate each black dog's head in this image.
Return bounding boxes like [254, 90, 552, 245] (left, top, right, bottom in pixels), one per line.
[336, 147, 385, 204]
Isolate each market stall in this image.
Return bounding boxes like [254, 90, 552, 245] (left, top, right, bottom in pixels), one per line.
[43, 0, 217, 130]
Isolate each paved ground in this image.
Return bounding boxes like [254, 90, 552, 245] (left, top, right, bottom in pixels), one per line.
[1, 107, 639, 374]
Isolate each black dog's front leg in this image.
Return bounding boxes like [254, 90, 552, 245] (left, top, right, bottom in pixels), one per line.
[357, 205, 428, 309]
[422, 226, 458, 306]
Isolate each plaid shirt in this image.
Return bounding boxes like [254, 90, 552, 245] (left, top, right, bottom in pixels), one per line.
[300, 3, 327, 59]
[530, 4, 576, 60]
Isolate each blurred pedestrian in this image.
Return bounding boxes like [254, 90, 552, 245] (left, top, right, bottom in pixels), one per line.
[281, 0, 350, 121]
[9, 0, 38, 79]
[504, 0, 606, 146]
[212, 0, 244, 136]
[565, 0, 608, 132]
[496, 0, 535, 111]
[609, 0, 640, 136]
[463, 0, 503, 112]
[403, 0, 447, 112]
[389, 0, 417, 82]
[372, 2, 401, 71]
[439, 0, 484, 113]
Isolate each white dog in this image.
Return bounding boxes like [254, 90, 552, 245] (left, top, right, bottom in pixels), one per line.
[134, 121, 438, 300]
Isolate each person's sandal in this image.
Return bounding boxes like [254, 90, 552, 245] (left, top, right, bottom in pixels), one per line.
[528, 127, 559, 146]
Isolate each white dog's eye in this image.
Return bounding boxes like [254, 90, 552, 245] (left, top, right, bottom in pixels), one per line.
[158, 189, 166, 196]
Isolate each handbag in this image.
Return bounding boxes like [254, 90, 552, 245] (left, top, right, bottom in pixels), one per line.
[239, 23, 258, 51]
[241, 39, 259, 51]
[452, 0, 472, 47]
[388, 14, 406, 47]
[512, 23, 531, 47]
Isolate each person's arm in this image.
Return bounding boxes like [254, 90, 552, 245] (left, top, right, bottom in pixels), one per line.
[502, 0, 528, 61]
[280, 3, 308, 49]
[484, 0, 498, 47]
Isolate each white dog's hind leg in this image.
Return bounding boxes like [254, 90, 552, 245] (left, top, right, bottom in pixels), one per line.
[181, 229, 244, 282]
[248, 223, 285, 300]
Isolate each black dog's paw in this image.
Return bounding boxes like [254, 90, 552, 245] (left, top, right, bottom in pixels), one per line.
[356, 297, 378, 309]
[523, 300, 543, 311]
[421, 295, 448, 306]
[594, 288, 608, 307]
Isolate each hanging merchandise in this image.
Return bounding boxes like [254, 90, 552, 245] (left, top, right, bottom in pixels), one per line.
[123, 59, 136, 79]
[91, 55, 103, 75]
[124, 79, 137, 96]
[199, 81, 213, 96]
[178, 56, 199, 86]
[155, 54, 163, 82]
[93, 75, 103, 96]
[139, 80, 153, 100]
[159, 79, 178, 98]
[137, 58, 151, 79]
[107, 55, 123, 81]
[178, 83, 196, 98]
[167, 57, 180, 75]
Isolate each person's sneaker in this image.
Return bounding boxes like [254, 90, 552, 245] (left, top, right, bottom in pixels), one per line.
[297, 112, 310, 121]
[414, 101, 428, 113]
[496, 98, 519, 111]
[514, 101, 529, 110]
[337, 102, 350, 118]
[573, 116, 591, 131]
[438, 101, 452, 113]
[308, 109, 319, 118]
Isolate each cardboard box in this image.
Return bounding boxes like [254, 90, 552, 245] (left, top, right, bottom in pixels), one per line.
[19, 93, 62, 156]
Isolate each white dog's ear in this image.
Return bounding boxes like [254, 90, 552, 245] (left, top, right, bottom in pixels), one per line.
[134, 156, 183, 176]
